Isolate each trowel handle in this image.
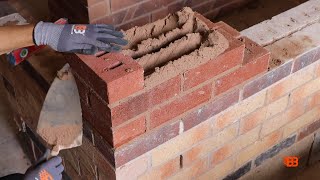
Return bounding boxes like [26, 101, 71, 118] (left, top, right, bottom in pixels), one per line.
[34, 149, 51, 166]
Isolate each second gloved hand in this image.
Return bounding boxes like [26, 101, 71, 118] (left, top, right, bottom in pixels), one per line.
[24, 156, 64, 180]
[34, 22, 128, 55]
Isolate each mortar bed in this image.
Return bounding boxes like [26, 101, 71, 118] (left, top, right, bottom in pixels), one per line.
[121, 7, 230, 88]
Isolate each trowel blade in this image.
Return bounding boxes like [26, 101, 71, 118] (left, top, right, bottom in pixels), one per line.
[37, 64, 82, 156]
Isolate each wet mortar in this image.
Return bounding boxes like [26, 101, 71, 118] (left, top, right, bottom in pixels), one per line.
[122, 7, 230, 88]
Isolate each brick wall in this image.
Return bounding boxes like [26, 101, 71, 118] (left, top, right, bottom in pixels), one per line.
[64, 1, 320, 179]
[48, 0, 254, 28]
[65, 8, 270, 161]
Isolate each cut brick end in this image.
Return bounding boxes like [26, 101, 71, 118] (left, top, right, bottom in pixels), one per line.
[68, 53, 144, 104]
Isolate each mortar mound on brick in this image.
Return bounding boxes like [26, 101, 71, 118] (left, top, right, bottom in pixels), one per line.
[138, 33, 202, 73]
[144, 32, 229, 87]
[122, 7, 229, 88]
[123, 7, 194, 50]
[122, 7, 198, 59]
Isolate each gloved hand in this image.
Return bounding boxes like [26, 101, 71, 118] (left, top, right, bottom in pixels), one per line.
[24, 156, 64, 180]
[33, 22, 128, 55]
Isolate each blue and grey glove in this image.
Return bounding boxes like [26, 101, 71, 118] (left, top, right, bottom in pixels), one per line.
[24, 156, 64, 180]
[34, 22, 128, 55]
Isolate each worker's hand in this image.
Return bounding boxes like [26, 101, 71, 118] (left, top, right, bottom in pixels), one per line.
[24, 156, 64, 180]
[33, 21, 128, 55]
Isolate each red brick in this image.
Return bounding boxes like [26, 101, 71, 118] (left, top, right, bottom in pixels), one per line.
[115, 121, 180, 167]
[213, 21, 241, 38]
[298, 118, 320, 141]
[94, 148, 116, 179]
[134, 0, 161, 18]
[88, 1, 110, 20]
[167, 1, 184, 13]
[87, 0, 103, 6]
[92, 9, 127, 24]
[150, 85, 212, 129]
[215, 0, 232, 7]
[152, 8, 170, 22]
[240, 36, 270, 65]
[123, 6, 136, 22]
[64, 161, 81, 179]
[194, 12, 216, 29]
[215, 54, 269, 95]
[185, 0, 213, 7]
[192, 1, 215, 15]
[100, 53, 144, 103]
[78, 76, 180, 146]
[183, 89, 240, 131]
[184, 38, 244, 90]
[203, 8, 220, 22]
[111, 0, 140, 12]
[86, 91, 114, 145]
[151, 1, 183, 22]
[293, 46, 320, 73]
[86, 89, 110, 123]
[80, 95, 97, 126]
[91, 15, 112, 24]
[77, 137, 96, 161]
[66, 53, 144, 104]
[79, 160, 97, 180]
[217, 0, 251, 16]
[243, 62, 292, 99]
[111, 76, 180, 126]
[93, 131, 115, 165]
[113, 116, 146, 148]
[119, 15, 150, 30]
[82, 120, 94, 143]
[77, 139, 97, 179]
[73, 73, 90, 108]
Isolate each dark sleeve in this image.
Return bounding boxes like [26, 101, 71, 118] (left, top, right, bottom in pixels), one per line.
[0, 174, 24, 180]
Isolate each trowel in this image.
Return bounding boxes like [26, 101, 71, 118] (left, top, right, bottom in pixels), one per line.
[37, 64, 82, 157]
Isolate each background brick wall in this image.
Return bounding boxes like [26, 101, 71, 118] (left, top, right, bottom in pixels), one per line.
[48, 0, 254, 28]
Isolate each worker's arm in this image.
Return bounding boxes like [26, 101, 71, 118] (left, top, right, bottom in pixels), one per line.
[0, 22, 128, 55]
[0, 24, 35, 54]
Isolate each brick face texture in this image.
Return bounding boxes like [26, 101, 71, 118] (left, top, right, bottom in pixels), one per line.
[48, 0, 254, 28]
